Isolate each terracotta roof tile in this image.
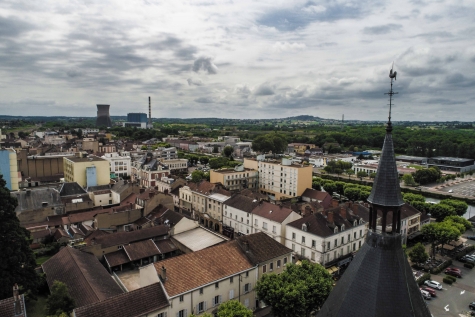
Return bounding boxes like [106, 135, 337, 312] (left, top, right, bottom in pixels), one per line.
[104, 250, 129, 267]
[155, 239, 177, 254]
[123, 239, 161, 261]
[42, 247, 124, 307]
[155, 240, 253, 297]
[74, 282, 169, 317]
[90, 225, 169, 248]
[0, 295, 25, 317]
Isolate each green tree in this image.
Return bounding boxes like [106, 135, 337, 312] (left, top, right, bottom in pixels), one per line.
[213, 145, 220, 153]
[251, 133, 288, 154]
[408, 242, 429, 264]
[45, 281, 75, 316]
[255, 260, 333, 317]
[345, 168, 354, 180]
[444, 215, 472, 231]
[369, 172, 377, 179]
[402, 174, 416, 186]
[222, 146, 234, 158]
[312, 181, 322, 191]
[356, 171, 368, 179]
[343, 187, 360, 201]
[439, 199, 468, 216]
[191, 170, 205, 183]
[217, 300, 253, 317]
[322, 182, 337, 195]
[421, 221, 461, 256]
[402, 193, 425, 203]
[428, 203, 456, 222]
[0, 175, 40, 300]
[200, 157, 209, 165]
[412, 167, 441, 185]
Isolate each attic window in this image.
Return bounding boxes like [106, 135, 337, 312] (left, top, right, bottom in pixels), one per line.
[334, 227, 338, 234]
[341, 224, 345, 231]
[302, 224, 307, 232]
[359, 218, 363, 224]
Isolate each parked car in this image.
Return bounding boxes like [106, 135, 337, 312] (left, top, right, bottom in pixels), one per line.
[420, 289, 431, 300]
[459, 256, 475, 263]
[421, 286, 437, 297]
[448, 189, 453, 193]
[445, 269, 462, 278]
[469, 302, 475, 310]
[424, 280, 442, 290]
[445, 267, 462, 273]
[466, 236, 475, 241]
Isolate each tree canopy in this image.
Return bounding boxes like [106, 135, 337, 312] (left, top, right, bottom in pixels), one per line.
[255, 260, 333, 317]
[217, 300, 253, 317]
[412, 167, 441, 185]
[251, 133, 288, 154]
[0, 175, 40, 300]
[421, 221, 462, 256]
[408, 242, 429, 264]
[45, 281, 75, 316]
[222, 146, 234, 158]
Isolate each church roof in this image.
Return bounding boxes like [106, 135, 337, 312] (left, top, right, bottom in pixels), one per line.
[367, 125, 404, 207]
[318, 232, 431, 317]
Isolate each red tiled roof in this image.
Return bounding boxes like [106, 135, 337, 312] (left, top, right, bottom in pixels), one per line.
[73, 282, 169, 317]
[42, 247, 123, 307]
[104, 250, 129, 267]
[155, 240, 253, 296]
[0, 295, 25, 317]
[123, 239, 161, 261]
[155, 239, 177, 254]
[90, 225, 169, 248]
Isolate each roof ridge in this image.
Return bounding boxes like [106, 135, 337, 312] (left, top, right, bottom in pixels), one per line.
[67, 247, 103, 302]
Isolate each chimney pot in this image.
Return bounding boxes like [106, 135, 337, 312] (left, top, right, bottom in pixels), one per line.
[243, 241, 249, 252]
[331, 199, 339, 208]
[327, 211, 334, 224]
[161, 266, 167, 281]
[340, 207, 347, 219]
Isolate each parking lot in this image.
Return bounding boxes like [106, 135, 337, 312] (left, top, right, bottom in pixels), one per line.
[425, 244, 475, 316]
[433, 179, 475, 197]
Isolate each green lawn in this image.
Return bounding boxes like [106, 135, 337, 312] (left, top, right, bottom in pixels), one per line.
[408, 165, 424, 170]
[36, 255, 52, 266]
[26, 295, 47, 317]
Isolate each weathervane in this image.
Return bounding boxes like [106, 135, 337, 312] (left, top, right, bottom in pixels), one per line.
[384, 62, 398, 132]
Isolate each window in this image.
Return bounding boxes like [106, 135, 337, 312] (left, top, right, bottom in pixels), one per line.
[302, 236, 306, 244]
[230, 276, 234, 283]
[341, 237, 344, 244]
[215, 282, 219, 289]
[353, 243, 356, 251]
[347, 245, 350, 254]
[292, 232, 296, 240]
[360, 229, 362, 237]
[311, 252, 315, 261]
[327, 241, 330, 250]
[277, 260, 281, 268]
[246, 271, 249, 277]
[178, 310, 187, 317]
[254, 219, 258, 226]
[263, 222, 268, 230]
[334, 239, 337, 248]
[302, 223, 307, 231]
[229, 289, 235, 299]
[283, 257, 288, 264]
[341, 224, 345, 231]
[157, 313, 166, 317]
[245, 298, 249, 308]
[213, 295, 222, 307]
[292, 244, 295, 251]
[359, 241, 362, 248]
[301, 248, 306, 257]
[354, 232, 356, 239]
[199, 288, 203, 294]
[230, 213, 233, 218]
[197, 301, 206, 313]
[270, 262, 274, 271]
[312, 240, 316, 248]
[241, 217, 243, 222]
[263, 264, 267, 273]
[179, 295, 184, 302]
[334, 227, 338, 233]
[244, 283, 252, 294]
[273, 225, 276, 234]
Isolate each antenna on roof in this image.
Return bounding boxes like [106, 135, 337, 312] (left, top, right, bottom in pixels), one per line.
[384, 62, 398, 133]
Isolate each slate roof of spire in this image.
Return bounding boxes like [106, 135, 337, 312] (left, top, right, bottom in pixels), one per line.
[367, 124, 404, 207]
[318, 231, 431, 317]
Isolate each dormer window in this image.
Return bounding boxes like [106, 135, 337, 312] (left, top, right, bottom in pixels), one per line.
[341, 224, 345, 231]
[302, 224, 307, 232]
[353, 220, 357, 227]
[334, 227, 338, 234]
[359, 218, 363, 224]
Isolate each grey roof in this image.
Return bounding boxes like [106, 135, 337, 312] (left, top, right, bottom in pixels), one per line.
[12, 188, 63, 212]
[223, 194, 260, 213]
[111, 180, 131, 194]
[367, 128, 404, 207]
[60, 182, 87, 196]
[86, 184, 111, 192]
[319, 231, 431, 317]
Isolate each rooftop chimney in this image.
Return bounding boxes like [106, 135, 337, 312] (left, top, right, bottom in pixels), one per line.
[327, 211, 334, 224]
[352, 203, 359, 213]
[243, 241, 249, 252]
[340, 206, 347, 219]
[13, 284, 22, 316]
[161, 266, 167, 281]
[331, 200, 339, 208]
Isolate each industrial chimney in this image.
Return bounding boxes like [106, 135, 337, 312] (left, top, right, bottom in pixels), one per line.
[96, 104, 112, 127]
[148, 97, 153, 129]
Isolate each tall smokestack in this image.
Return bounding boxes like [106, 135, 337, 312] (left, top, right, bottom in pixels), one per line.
[96, 104, 112, 127]
[148, 96, 152, 129]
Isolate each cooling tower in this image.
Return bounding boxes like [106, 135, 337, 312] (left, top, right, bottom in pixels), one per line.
[96, 104, 112, 127]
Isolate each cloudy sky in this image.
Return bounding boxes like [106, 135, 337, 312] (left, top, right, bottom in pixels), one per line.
[1, 0, 474, 121]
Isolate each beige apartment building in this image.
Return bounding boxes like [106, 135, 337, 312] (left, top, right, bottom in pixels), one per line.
[210, 165, 258, 191]
[63, 156, 110, 188]
[244, 157, 312, 200]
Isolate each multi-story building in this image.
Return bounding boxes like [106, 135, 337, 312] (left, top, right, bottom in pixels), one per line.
[287, 143, 317, 154]
[102, 152, 131, 178]
[155, 176, 186, 195]
[161, 158, 188, 175]
[131, 153, 170, 188]
[223, 194, 260, 238]
[140, 232, 292, 316]
[285, 205, 366, 270]
[244, 157, 312, 200]
[210, 165, 258, 191]
[251, 201, 302, 244]
[0, 148, 19, 190]
[63, 156, 110, 188]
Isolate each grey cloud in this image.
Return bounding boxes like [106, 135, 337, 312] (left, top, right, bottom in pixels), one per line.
[66, 69, 82, 78]
[192, 57, 218, 74]
[195, 97, 214, 103]
[363, 24, 402, 35]
[412, 31, 453, 39]
[187, 78, 203, 86]
[254, 84, 275, 96]
[0, 16, 33, 38]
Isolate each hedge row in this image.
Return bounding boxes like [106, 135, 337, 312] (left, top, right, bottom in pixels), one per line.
[417, 273, 431, 286]
[443, 277, 454, 284]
